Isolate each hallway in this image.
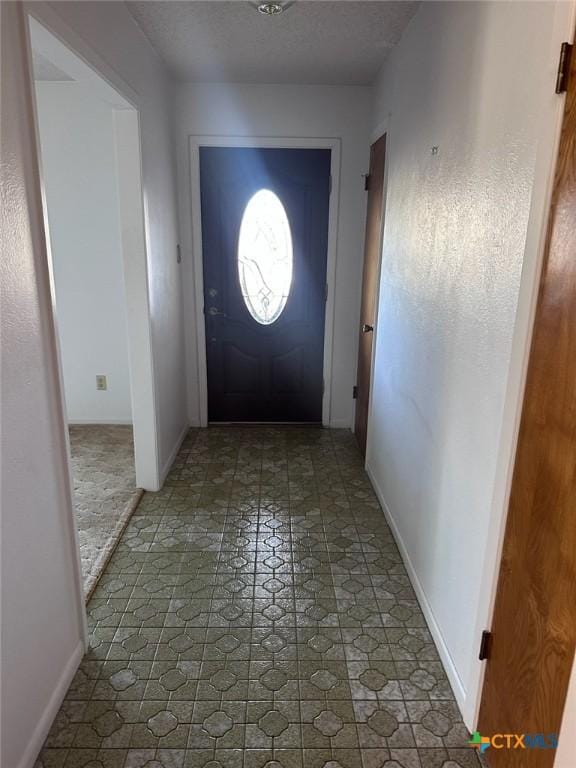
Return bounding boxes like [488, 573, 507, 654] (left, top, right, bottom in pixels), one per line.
[37, 427, 480, 768]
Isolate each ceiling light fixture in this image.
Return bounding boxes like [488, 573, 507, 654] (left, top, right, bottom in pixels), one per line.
[257, 2, 284, 15]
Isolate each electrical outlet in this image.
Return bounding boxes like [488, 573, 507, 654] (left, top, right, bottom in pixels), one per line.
[96, 375, 107, 391]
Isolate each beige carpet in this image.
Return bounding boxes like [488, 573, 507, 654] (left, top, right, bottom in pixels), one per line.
[69, 424, 142, 597]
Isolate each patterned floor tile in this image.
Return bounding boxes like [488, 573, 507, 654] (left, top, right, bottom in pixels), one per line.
[36, 428, 481, 768]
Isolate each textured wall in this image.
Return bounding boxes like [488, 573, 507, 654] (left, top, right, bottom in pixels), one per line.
[367, 0, 561, 725]
[1, 6, 86, 767]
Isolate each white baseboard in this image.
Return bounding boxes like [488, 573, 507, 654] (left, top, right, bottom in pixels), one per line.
[159, 422, 189, 486]
[17, 640, 84, 768]
[328, 419, 353, 429]
[365, 461, 469, 720]
[67, 420, 133, 426]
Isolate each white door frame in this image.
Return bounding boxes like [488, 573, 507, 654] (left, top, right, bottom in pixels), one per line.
[189, 135, 341, 426]
[27, 13, 161, 491]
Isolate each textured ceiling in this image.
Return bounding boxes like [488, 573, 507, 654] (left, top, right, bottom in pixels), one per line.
[126, 1, 418, 85]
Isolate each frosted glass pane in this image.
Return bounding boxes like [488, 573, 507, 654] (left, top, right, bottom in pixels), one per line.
[238, 189, 293, 325]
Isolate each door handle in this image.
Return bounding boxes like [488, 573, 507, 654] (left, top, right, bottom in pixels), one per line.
[208, 306, 226, 317]
[362, 324, 374, 333]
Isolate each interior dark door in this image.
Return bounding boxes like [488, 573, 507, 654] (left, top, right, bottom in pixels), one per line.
[200, 147, 330, 423]
[354, 134, 386, 456]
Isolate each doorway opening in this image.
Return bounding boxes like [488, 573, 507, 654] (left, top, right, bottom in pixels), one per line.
[28, 17, 158, 597]
[198, 145, 332, 423]
[354, 133, 386, 456]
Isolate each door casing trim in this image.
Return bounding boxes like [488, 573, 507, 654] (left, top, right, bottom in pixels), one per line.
[188, 135, 341, 427]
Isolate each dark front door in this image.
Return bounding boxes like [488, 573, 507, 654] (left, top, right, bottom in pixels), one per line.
[354, 134, 386, 456]
[200, 147, 331, 423]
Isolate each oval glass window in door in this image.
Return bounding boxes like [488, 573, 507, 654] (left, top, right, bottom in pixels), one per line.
[238, 189, 293, 325]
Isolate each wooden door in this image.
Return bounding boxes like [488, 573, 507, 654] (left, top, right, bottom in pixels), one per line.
[200, 147, 331, 423]
[355, 134, 386, 455]
[477, 42, 576, 767]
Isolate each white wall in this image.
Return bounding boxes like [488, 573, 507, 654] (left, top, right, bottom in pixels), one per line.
[1, 5, 87, 768]
[1, 2, 187, 764]
[556, 654, 576, 767]
[366, 0, 572, 727]
[35, 82, 132, 424]
[175, 83, 371, 427]
[28, 0, 188, 480]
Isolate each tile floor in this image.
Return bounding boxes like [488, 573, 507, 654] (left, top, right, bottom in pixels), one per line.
[69, 425, 142, 596]
[36, 427, 481, 768]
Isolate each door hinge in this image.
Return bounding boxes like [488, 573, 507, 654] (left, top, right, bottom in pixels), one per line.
[364, 174, 371, 191]
[352, 385, 358, 399]
[556, 42, 572, 94]
[478, 630, 492, 661]
[329, 174, 333, 196]
[325, 283, 328, 302]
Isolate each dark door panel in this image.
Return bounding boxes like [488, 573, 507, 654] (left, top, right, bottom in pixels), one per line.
[200, 147, 330, 422]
